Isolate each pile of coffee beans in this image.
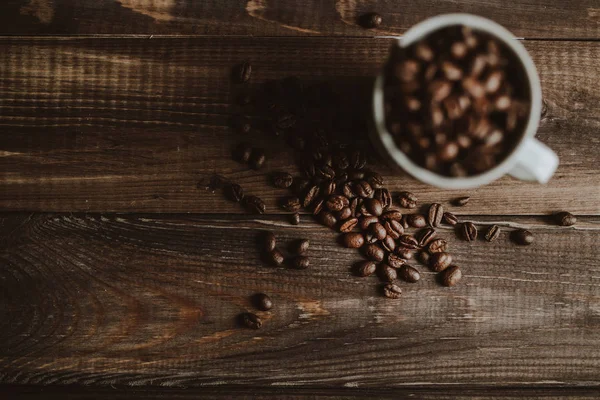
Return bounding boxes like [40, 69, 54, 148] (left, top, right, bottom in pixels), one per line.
[384, 25, 531, 176]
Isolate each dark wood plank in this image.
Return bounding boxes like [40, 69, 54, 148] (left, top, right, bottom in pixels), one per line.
[1, 0, 599, 38]
[0, 37, 598, 215]
[1, 213, 599, 386]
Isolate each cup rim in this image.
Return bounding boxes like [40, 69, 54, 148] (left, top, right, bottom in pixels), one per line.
[372, 13, 542, 189]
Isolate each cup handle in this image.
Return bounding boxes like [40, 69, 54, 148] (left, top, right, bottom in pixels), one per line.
[508, 138, 559, 183]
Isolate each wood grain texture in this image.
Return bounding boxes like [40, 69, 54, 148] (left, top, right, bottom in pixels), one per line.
[1, 213, 599, 387]
[1, 0, 600, 38]
[0, 37, 598, 214]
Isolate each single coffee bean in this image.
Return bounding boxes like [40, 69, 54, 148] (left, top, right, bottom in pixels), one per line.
[321, 180, 336, 196]
[233, 142, 253, 163]
[359, 12, 383, 29]
[281, 196, 301, 212]
[225, 183, 244, 202]
[291, 213, 300, 225]
[249, 148, 266, 170]
[341, 232, 365, 248]
[462, 222, 477, 241]
[383, 220, 404, 239]
[369, 222, 387, 241]
[365, 198, 383, 217]
[263, 231, 277, 252]
[555, 211, 577, 226]
[418, 251, 430, 265]
[290, 239, 310, 255]
[326, 194, 349, 212]
[399, 234, 419, 250]
[383, 283, 402, 299]
[267, 248, 285, 266]
[365, 232, 378, 244]
[244, 195, 266, 214]
[366, 171, 384, 189]
[363, 243, 385, 262]
[429, 252, 453, 272]
[272, 172, 293, 188]
[381, 235, 396, 252]
[316, 164, 336, 180]
[485, 225, 501, 242]
[337, 206, 352, 221]
[342, 182, 356, 199]
[359, 202, 372, 217]
[339, 217, 359, 233]
[291, 256, 310, 269]
[511, 229, 534, 245]
[406, 214, 427, 228]
[427, 238, 448, 254]
[350, 197, 361, 217]
[417, 227, 436, 247]
[428, 203, 444, 227]
[396, 247, 413, 260]
[387, 253, 406, 268]
[398, 191, 418, 208]
[317, 211, 337, 228]
[398, 265, 420, 283]
[379, 264, 398, 282]
[453, 196, 471, 206]
[354, 180, 374, 198]
[439, 265, 462, 287]
[233, 62, 252, 83]
[240, 312, 261, 329]
[302, 185, 320, 208]
[359, 215, 379, 230]
[254, 293, 273, 311]
[374, 188, 392, 209]
[356, 260, 377, 277]
[443, 212, 459, 226]
[292, 177, 310, 195]
[382, 210, 403, 222]
[312, 198, 325, 215]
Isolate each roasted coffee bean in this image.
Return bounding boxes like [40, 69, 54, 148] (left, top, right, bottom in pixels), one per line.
[290, 239, 310, 255]
[321, 180, 336, 196]
[291, 213, 300, 225]
[240, 312, 261, 329]
[263, 231, 277, 252]
[290, 256, 310, 270]
[359, 12, 383, 29]
[383, 220, 404, 239]
[225, 183, 244, 202]
[244, 196, 266, 214]
[350, 198, 361, 217]
[398, 191, 418, 208]
[359, 215, 379, 230]
[341, 232, 365, 248]
[363, 243, 385, 262]
[354, 180, 374, 198]
[339, 217, 359, 233]
[356, 260, 377, 277]
[292, 177, 310, 195]
[418, 251, 430, 265]
[396, 247, 413, 260]
[302, 185, 320, 208]
[429, 252, 453, 272]
[399, 234, 419, 250]
[249, 148, 266, 170]
[374, 188, 392, 209]
[366, 171, 384, 189]
[272, 172, 293, 188]
[368, 222, 387, 241]
[233, 62, 252, 83]
[348, 169, 365, 181]
[267, 248, 285, 266]
[387, 253, 406, 268]
[318, 211, 338, 229]
[383, 283, 402, 299]
[281, 196, 301, 212]
[350, 150, 367, 170]
[316, 164, 336, 180]
[359, 202, 372, 217]
[406, 214, 427, 228]
[233, 142, 253, 163]
[337, 206, 352, 221]
[428, 203, 444, 227]
[254, 293, 273, 311]
[485, 225, 501, 242]
[398, 265, 420, 283]
[511, 229, 534, 245]
[365, 232, 378, 244]
[379, 264, 398, 282]
[453, 196, 471, 206]
[417, 228, 436, 246]
[365, 198, 383, 217]
[462, 222, 478, 241]
[382, 210, 403, 222]
[555, 211, 577, 226]
[427, 238, 448, 254]
[439, 265, 462, 287]
[342, 182, 356, 199]
[312, 198, 325, 215]
[381, 235, 396, 252]
[327, 194, 349, 212]
[443, 212, 459, 226]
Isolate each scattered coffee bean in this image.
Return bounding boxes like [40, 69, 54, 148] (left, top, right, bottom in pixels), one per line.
[555, 211, 577, 226]
[383, 219, 404, 239]
[485, 225, 501, 242]
[263, 231, 277, 252]
[387, 253, 406, 268]
[321, 180, 337, 196]
[462, 222, 477, 241]
[290, 239, 310, 255]
[383, 283, 402, 299]
[302, 185, 320, 208]
[291, 256, 310, 269]
[327, 194, 349, 212]
[369, 222, 387, 241]
[254, 293, 273, 311]
[354, 180, 374, 198]
[428, 203, 444, 227]
[366, 171, 384, 189]
[249, 148, 266, 170]
[244, 195, 266, 214]
[233, 142, 252, 163]
[429, 252, 453, 272]
[267, 248, 285, 266]
[342, 182, 356, 199]
[359, 12, 383, 29]
[382, 235, 396, 252]
[356, 260, 377, 277]
[443, 212, 459, 226]
[233, 62, 252, 83]
[281, 196, 301, 212]
[453, 196, 471, 206]
[365, 198, 384, 217]
[240, 312, 261, 329]
[374, 188, 393, 209]
[359, 215, 379, 230]
[225, 183, 244, 202]
[318, 211, 337, 229]
[406, 214, 427, 228]
[379, 264, 398, 282]
[398, 265, 420, 283]
[399, 234, 419, 250]
[398, 191, 418, 208]
[312, 198, 325, 215]
[511, 229, 534, 245]
[382, 210, 403, 222]
[339, 217, 359, 233]
[363, 243, 385, 262]
[291, 213, 300, 225]
[338, 206, 353, 221]
[396, 247, 413, 260]
[427, 238, 448, 254]
[417, 227, 436, 247]
[272, 172, 293, 188]
[439, 265, 462, 287]
[341, 232, 365, 248]
[418, 251, 430, 265]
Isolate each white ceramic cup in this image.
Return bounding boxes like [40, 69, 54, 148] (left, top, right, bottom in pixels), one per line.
[370, 13, 559, 189]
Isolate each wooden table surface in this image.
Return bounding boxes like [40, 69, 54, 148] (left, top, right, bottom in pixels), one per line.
[1, 1, 600, 399]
